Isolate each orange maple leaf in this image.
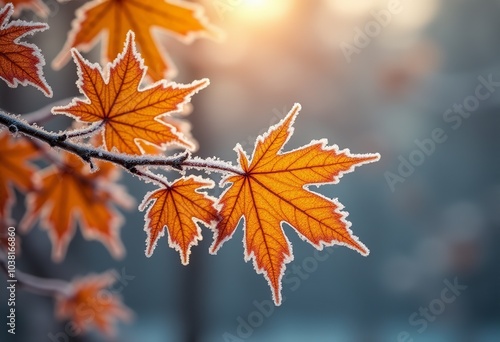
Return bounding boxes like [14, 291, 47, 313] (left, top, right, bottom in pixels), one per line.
[0, 132, 38, 219]
[211, 104, 380, 305]
[52, 31, 208, 155]
[0, 0, 50, 18]
[0, 3, 52, 96]
[52, 0, 219, 81]
[140, 176, 219, 264]
[56, 271, 133, 335]
[21, 152, 134, 261]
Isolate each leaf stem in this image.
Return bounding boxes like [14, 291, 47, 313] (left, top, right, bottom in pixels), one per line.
[129, 167, 170, 187]
[182, 158, 243, 175]
[64, 121, 104, 139]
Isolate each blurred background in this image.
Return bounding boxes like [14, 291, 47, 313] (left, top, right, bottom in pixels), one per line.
[1, 0, 500, 341]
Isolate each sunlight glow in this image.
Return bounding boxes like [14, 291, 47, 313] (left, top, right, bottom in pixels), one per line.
[325, 0, 383, 17]
[232, 0, 293, 24]
[391, 0, 440, 30]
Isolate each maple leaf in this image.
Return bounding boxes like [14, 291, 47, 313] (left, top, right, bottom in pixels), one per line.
[0, 0, 50, 18]
[52, 31, 208, 155]
[140, 176, 219, 264]
[137, 104, 198, 154]
[0, 3, 52, 96]
[52, 0, 219, 81]
[21, 152, 134, 262]
[211, 104, 380, 305]
[56, 271, 133, 335]
[0, 132, 38, 219]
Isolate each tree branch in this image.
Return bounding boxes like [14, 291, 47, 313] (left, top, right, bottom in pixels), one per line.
[0, 111, 243, 181]
[0, 249, 71, 297]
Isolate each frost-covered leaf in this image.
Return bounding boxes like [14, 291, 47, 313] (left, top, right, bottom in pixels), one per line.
[0, 132, 38, 219]
[56, 271, 133, 335]
[140, 176, 219, 264]
[21, 152, 134, 261]
[53, 31, 207, 155]
[211, 104, 380, 305]
[0, 3, 52, 96]
[53, 0, 219, 81]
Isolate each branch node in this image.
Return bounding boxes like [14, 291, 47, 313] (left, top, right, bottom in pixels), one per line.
[8, 124, 18, 134]
[172, 151, 189, 170]
[81, 154, 94, 170]
[172, 163, 183, 171]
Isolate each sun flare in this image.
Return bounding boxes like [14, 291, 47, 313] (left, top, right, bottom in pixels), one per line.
[231, 0, 293, 24]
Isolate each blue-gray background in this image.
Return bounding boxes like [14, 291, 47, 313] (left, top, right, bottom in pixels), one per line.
[1, 0, 499, 341]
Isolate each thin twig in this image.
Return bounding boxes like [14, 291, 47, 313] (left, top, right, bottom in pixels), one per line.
[0, 249, 71, 297]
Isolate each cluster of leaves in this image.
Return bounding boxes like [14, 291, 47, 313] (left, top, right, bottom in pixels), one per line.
[0, 0, 379, 336]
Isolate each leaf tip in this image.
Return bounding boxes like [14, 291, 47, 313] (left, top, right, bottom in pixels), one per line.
[291, 102, 302, 113]
[282, 103, 301, 126]
[370, 152, 381, 162]
[145, 245, 154, 258]
[180, 253, 190, 266]
[192, 77, 210, 92]
[1, 2, 13, 17]
[209, 239, 222, 255]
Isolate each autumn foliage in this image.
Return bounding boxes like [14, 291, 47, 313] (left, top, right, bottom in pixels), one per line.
[53, 31, 208, 154]
[0, 132, 38, 219]
[21, 152, 134, 261]
[55, 271, 133, 335]
[0, 3, 51, 96]
[211, 105, 377, 304]
[0, 0, 380, 336]
[52, 0, 219, 80]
